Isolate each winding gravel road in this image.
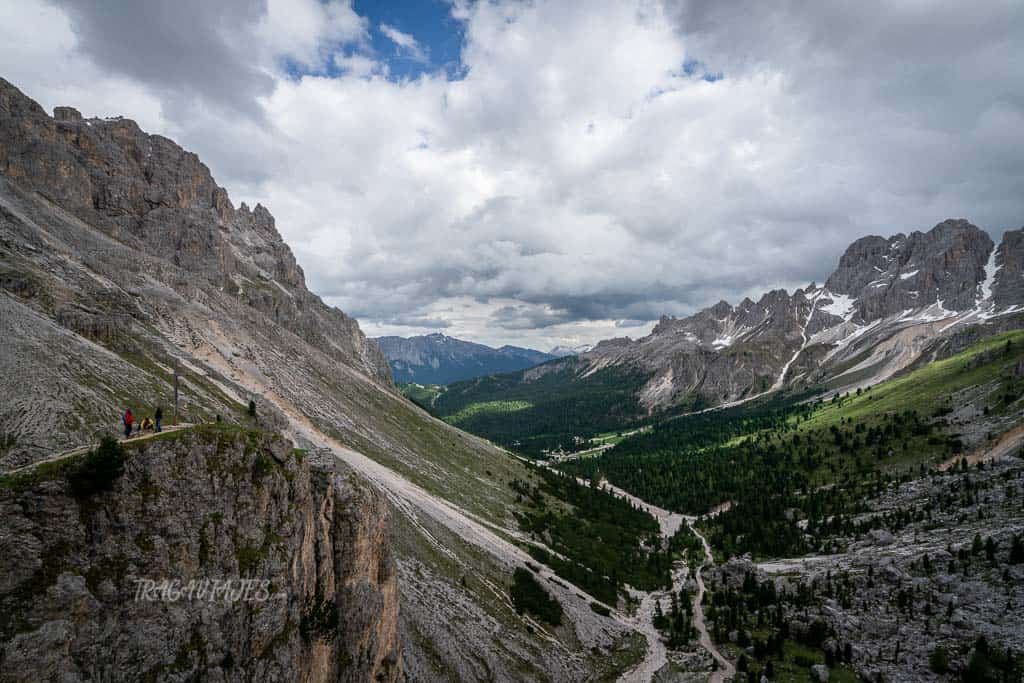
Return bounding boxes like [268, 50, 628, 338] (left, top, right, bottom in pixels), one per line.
[685, 516, 736, 682]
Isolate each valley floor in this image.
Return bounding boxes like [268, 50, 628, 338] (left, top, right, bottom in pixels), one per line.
[541, 459, 737, 681]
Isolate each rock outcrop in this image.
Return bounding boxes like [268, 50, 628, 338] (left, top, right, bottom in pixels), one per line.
[994, 228, 1024, 308]
[0, 426, 400, 682]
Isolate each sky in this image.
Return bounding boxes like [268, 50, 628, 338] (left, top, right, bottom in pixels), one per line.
[1, 0, 1023, 351]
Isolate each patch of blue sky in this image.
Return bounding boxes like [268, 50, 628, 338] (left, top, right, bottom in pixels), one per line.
[679, 58, 724, 83]
[280, 1, 466, 82]
[355, 0, 467, 80]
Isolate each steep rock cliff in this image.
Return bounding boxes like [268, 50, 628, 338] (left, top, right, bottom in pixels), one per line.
[0, 426, 400, 682]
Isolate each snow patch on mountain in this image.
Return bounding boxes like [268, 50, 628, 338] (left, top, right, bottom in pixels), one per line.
[550, 344, 594, 356]
[819, 292, 857, 320]
[978, 246, 999, 302]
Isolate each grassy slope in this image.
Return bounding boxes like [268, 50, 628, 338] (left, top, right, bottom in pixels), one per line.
[400, 383, 445, 408]
[702, 329, 1019, 476]
[804, 329, 1024, 428]
[790, 328, 1024, 482]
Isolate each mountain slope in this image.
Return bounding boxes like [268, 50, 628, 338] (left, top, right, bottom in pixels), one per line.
[374, 333, 556, 384]
[0, 78, 643, 680]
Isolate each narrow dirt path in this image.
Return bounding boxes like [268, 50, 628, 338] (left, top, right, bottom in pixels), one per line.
[4, 423, 194, 476]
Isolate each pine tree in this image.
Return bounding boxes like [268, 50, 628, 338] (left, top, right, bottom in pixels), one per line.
[985, 537, 997, 565]
[1010, 534, 1024, 565]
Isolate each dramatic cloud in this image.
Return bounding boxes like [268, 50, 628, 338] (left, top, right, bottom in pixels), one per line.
[2, 0, 1022, 350]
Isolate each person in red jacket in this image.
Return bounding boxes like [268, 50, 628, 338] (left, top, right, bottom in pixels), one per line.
[123, 408, 134, 438]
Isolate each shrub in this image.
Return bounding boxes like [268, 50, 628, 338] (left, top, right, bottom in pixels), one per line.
[928, 645, 950, 674]
[805, 619, 830, 648]
[251, 453, 275, 482]
[69, 436, 126, 499]
[793, 654, 816, 668]
[510, 567, 563, 626]
[300, 595, 338, 642]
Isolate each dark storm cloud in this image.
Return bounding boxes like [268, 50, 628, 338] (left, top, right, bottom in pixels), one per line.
[489, 304, 574, 330]
[52, 0, 273, 118]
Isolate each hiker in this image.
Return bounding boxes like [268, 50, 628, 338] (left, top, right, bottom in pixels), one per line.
[123, 408, 134, 438]
[154, 406, 163, 432]
[140, 416, 154, 431]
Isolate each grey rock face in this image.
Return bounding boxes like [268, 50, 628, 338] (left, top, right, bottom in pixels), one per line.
[583, 286, 819, 408]
[0, 428, 401, 682]
[0, 78, 406, 468]
[0, 77, 390, 387]
[826, 219, 994, 321]
[993, 228, 1024, 308]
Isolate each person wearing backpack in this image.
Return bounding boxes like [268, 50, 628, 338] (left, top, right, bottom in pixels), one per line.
[123, 408, 134, 438]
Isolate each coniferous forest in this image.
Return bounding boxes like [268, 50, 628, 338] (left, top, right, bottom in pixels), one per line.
[510, 466, 670, 604]
[560, 387, 995, 559]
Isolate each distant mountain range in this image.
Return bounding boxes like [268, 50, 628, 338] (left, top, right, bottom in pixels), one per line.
[549, 344, 594, 357]
[373, 333, 558, 384]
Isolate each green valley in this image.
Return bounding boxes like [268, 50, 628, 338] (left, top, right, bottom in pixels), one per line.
[404, 358, 654, 456]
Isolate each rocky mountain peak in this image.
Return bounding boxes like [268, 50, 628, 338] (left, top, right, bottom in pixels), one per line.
[0, 78, 391, 386]
[579, 216, 1021, 412]
[709, 300, 733, 317]
[0, 78, 296, 289]
[824, 219, 995, 323]
[52, 105, 83, 122]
